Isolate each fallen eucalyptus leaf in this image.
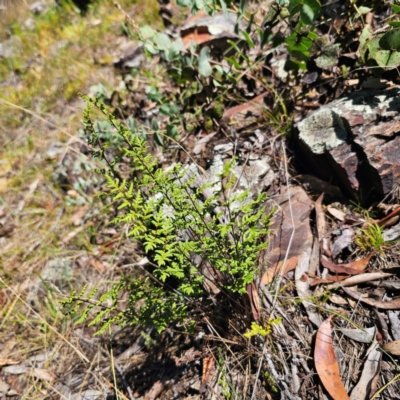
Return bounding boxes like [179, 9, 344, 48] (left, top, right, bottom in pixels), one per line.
[315, 315, 350, 400]
[321, 253, 373, 275]
[337, 327, 375, 343]
[326, 271, 394, 289]
[342, 287, 400, 309]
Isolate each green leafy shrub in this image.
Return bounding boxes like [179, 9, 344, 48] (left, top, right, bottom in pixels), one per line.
[62, 95, 272, 333]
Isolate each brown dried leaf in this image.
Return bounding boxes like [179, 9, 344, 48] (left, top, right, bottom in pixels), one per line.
[343, 287, 400, 309]
[315, 193, 326, 239]
[375, 206, 400, 228]
[266, 186, 313, 267]
[320, 253, 373, 275]
[261, 255, 299, 284]
[200, 355, 215, 393]
[315, 315, 350, 400]
[382, 340, 400, 355]
[310, 273, 351, 286]
[89, 257, 106, 274]
[222, 92, 269, 130]
[143, 381, 165, 400]
[0, 358, 19, 367]
[180, 10, 238, 47]
[0, 289, 6, 308]
[247, 282, 261, 322]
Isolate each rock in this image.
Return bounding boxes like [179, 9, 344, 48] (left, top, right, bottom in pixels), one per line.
[298, 109, 349, 154]
[297, 87, 400, 204]
[114, 43, 144, 71]
[29, 1, 48, 15]
[24, 18, 36, 30]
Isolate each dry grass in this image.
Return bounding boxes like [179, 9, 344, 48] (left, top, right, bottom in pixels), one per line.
[0, 0, 162, 397]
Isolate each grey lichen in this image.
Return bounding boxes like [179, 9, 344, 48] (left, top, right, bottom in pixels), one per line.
[297, 109, 348, 154]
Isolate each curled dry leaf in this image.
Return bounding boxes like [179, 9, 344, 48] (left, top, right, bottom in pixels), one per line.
[315, 315, 350, 400]
[311, 253, 375, 286]
[382, 340, 400, 355]
[342, 287, 400, 309]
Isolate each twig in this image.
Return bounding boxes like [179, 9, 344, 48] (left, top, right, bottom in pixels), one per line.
[113, 353, 135, 400]
[260, 284, 306, 346]
[264, 348, 301, 400]
[250, 348, 264, 400]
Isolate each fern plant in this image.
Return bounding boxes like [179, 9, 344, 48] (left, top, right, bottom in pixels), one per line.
[61, 95, 272, 333]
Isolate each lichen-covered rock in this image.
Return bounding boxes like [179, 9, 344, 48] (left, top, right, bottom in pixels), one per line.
[297, 87, 400, 203]
[297, 109, 349, 154]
